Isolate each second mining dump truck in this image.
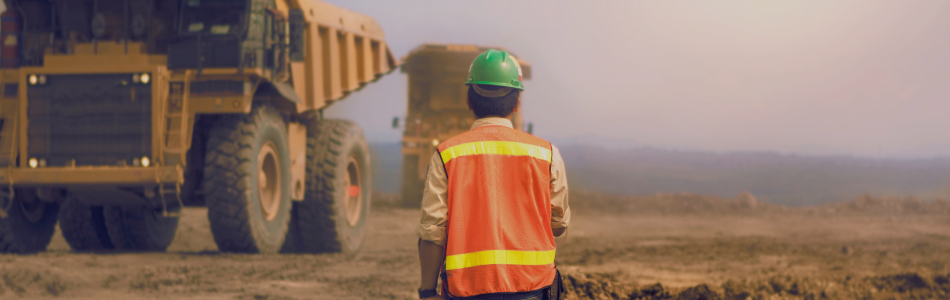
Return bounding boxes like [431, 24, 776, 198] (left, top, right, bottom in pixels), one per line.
[0, 0, 396, 255]
[396, 44, 532, 207]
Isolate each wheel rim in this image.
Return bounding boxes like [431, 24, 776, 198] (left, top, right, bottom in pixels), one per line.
[19, 196, 45, 223]
[343, 156, 362, 227]
[257, 141, 282, 221]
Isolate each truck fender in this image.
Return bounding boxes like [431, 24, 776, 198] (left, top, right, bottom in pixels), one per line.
[253, 81, 302, 115]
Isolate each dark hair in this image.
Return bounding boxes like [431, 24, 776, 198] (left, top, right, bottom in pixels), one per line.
[467, 84, 520, 118]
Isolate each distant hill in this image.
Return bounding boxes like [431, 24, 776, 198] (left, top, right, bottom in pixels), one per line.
[560, 145, 950, 206]
[368, 143, 950, 206]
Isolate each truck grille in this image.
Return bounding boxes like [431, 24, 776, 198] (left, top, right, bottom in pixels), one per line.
[27, 74, 151, 166]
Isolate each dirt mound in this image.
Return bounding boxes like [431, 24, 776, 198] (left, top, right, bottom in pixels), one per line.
[559, 271, 950, 300]
[570, 190, 782, 215]
[718, 276, 825, 300]
[733, 192, 757, 210]
[864, 273, 950, 299]
[0, 268, 69, 298]
[559, 271, 721, 300]
[627, 283, 673, 300]
[561, 271, 634, 300]
[820, 194, 950, 215]
[674, 284, 720, 300]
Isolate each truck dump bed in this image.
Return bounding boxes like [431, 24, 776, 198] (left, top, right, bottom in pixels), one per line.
[288, 0, 399, 111]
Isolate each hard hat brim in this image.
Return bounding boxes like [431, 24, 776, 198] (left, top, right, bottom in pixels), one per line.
[465, 80, 524, 90]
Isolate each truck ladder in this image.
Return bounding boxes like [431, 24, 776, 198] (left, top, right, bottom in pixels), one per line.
[163, 72, 192, 166]
[0, 92, 17, 218]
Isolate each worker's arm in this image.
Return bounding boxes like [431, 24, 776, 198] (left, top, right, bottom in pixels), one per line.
[551, 145, 571, 237]
[417, 151, 449, 298]
[419, 239, 445, 291]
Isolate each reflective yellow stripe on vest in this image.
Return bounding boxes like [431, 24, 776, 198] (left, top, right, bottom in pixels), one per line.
[445, 250, 556, 271]
[440, 141, 552, 164]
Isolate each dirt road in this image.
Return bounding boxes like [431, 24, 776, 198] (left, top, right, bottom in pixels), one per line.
[2, 204, 424, 300]
[1, 193, 949, 300]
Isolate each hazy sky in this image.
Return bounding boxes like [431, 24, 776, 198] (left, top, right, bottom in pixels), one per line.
[320, 0, 950, 159]
[7, 1, 943, 158]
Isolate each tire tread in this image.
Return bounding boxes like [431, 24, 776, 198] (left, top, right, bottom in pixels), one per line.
[0, 192, 59, 254]
[58, 198, 114, 252]
[203, 105, 289, 253]
[285, 119, 369, 254]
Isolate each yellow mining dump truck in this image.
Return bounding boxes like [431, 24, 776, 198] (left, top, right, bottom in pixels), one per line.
[396, 44, 532, 207]
[0, 0, 396, 255]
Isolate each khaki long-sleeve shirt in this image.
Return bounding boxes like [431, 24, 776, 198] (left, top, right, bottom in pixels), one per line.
[416, 117, 571, 246]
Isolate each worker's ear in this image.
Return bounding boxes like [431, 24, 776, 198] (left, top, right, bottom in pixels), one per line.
[466, 86, 474, 111]
[511, 96, 520, 113]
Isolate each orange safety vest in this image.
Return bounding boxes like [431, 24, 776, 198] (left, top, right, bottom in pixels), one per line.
[436, 124, 556, 298]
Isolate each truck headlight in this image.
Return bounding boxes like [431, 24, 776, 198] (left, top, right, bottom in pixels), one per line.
[133, 73, 151, 84]
[28, 158, 38, 168]
[28, 74, 48, 85]
[132, 156, 151, 167]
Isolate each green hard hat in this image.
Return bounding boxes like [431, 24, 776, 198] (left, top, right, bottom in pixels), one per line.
[465, 49, 524, 90]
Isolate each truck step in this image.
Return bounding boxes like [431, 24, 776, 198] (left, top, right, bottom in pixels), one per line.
[160, 186, 179, 195]
[157, 183, 183, 218]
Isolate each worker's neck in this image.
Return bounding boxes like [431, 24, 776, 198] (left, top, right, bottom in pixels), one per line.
[478, 115, 510, 120]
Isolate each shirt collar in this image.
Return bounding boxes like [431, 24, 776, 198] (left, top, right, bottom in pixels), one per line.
[471, 117, 513, 130]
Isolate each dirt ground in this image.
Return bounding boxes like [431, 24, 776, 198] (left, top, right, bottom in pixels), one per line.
[1, 192, 949, 300]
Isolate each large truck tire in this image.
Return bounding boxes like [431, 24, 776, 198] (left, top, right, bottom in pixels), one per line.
[58, 196, 115, 252]
[103, 205, 179, 252]
[204, 104, 292, 254]
[283, 119, 371, 256]
[0, 189, 59, 253]
[400, 154, 424, 207]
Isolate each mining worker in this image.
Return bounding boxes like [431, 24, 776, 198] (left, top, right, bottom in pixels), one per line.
[416, 49, 571, 300]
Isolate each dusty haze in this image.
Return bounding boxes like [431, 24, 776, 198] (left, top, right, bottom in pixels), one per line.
[321, 0, 950, 159]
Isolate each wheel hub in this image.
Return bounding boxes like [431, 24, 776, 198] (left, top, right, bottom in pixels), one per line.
[257, 141, 282, 221]
[343, 156, 362, 227]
